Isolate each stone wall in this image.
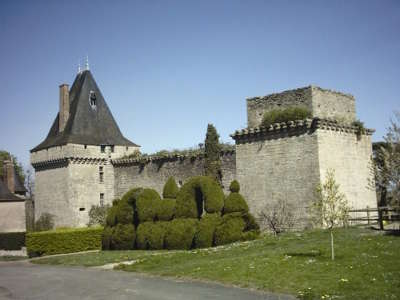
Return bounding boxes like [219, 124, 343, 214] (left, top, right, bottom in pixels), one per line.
[0, 201, 26, 232]
[113, 152, 236, 198]
[234, 126, 320, 227]
[246, 86, 356, 128]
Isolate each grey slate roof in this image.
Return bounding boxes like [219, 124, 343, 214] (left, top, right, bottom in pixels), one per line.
[31, 70, 138, 152]
[0, 179, 23, 202]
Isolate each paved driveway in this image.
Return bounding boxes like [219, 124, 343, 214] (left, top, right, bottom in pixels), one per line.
[0, 261, 294, 300]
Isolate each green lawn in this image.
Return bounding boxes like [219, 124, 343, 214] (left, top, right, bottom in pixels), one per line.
[32, 227, 400, 299]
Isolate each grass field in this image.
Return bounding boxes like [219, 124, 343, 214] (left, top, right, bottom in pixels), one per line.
[32, 227, 400, 299]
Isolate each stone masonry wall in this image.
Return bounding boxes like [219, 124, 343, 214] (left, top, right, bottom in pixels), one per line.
[0, 201, 26, 232]
[113, 152, 236, 199]
[246, 86, 356, 128]
[235, 130, 320, 227]
[317, 130, 376, 210]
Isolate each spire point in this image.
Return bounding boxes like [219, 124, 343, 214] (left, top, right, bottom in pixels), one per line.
[85, 55, 90, 70]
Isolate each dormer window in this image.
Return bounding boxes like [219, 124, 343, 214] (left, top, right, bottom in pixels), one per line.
[89, 90, 97, 109]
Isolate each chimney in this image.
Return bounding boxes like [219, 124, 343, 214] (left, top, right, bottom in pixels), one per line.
[3, 160, 15, 194]
[59, 84, 70, 132]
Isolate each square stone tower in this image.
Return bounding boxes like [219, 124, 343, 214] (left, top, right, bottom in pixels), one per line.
[31, 70, 139, 227]
[232, 86, 376, 228]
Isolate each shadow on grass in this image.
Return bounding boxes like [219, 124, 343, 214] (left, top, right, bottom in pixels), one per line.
[284, 250, 322, 257]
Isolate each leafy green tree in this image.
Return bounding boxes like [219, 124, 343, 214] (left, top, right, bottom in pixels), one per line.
[204, 124, 222, 184]
[0, 150, 25, 183]
[313, 169, 350, 260]
[374, 112, 400, 206]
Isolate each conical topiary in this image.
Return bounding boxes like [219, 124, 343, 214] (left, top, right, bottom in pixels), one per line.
[163, 177, 179, 199]
[229, 180, 240, 193]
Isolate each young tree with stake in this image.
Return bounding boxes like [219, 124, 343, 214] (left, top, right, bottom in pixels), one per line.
[314, 169, 350, 260]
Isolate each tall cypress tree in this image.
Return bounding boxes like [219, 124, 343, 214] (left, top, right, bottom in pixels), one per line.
[204, 124, 222, 184]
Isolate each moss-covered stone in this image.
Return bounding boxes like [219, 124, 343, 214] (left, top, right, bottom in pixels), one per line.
[111, 224, 135, 250]
[164, 218, 198, 250]
[162, 177, 179, 199]
[194, 213, 222, 248]
[136, 189, 162, 223]
[158, 198, 176, 221]
[175, 176, 224, 218]
[214, 213, 245, 246]
[223, 192, 249, 214]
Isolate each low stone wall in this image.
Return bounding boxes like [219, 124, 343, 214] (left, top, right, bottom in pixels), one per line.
[113, 151, 236, 198]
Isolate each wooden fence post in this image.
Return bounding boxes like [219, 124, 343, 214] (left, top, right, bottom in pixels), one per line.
[378, 207, 384, 230]
[366, 206, 370, 225]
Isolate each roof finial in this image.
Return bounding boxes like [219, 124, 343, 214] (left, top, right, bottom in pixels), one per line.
[78, 61, 81, 74]
[85, 55, 89, 71]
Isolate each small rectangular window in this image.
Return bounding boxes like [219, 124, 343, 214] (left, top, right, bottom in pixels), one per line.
[100, 193, 104, 206]
[79, 207, 85, 211]
[100, 145, 106, 153]
[99, 166, 104, 183]
[110, 145, 115, 153]
[84, 144, 87, 149]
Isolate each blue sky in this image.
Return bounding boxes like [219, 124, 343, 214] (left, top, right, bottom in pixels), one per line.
[0, 0, 399, 168]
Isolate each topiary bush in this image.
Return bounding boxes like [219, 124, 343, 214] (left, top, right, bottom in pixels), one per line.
[194, 213, 222, 248]
[115, 199, 134, 225]
[214, 213, 246, 246]
[163, 177, 179, 199]
[102, 226, 113, 250]
[261, 106, 311, 128]
[224, 193, 249, 214]
[164, 218, 198, 250]
[121, 187, 143, 206]
[111, 224, 135, 250]
[136, 221, 166, 250]
[136, 189, 162, 223]
[105, 205, 118, 227]
[175, 176, 224, 218]
[158, 198, 176, 221]
[242, 212, 260, 232]
[229, 180, 240, 193]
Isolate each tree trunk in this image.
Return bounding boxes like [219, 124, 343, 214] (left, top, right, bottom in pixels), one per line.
[330, 229, 335, 261]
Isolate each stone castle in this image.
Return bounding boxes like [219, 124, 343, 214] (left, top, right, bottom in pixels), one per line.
[31, 69, 377, 227]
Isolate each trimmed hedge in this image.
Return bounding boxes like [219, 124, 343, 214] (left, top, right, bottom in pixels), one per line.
[163, 177, 179, 199]
[175, 176, 224, 218]
[229, 180, 240, 193]
[121, 187, 143, 206]
[164, 218, 198, 250]
[194, 213, 222, 248]
[106, 205, 118, 227]
[261, 106, 311, 128]
[102, 226, 113, 250]
[111, 224, 135, 250]
[26, 227, 103, 257]
[223, 193, 249, 214]
[214, 214, 245, 246]
[0, 232, 25, 250]
[158, 198, 176, 221]
[136, 189, 162, 223]
[241, 230, 260, 241]
[136, 222, 166, 250]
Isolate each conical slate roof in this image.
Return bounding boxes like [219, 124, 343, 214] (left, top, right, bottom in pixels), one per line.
[31, 70, 138, 152]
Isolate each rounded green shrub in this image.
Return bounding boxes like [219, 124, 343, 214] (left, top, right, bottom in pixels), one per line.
[163, 177, 179, 199]
[136, 189, 162, 223]
[164, 218, 198, 250]
[214, 213, 245, 246]
[105, 205, 118, 227]
[241, 230, 259, 242]
[136, 222, 166, 250]
[102, 226, 113, 250]
[194, 213, 222, 248]
[223, 193, 249, 214]
[111, 224, 135, 250]
[121, 187, 144, 206]
[175, 176, 224, 218]
[158, 198, 176, 221]
[242, 212, 260, 232]
[229, 180, 240, 193]
[115, 199, 134, 225]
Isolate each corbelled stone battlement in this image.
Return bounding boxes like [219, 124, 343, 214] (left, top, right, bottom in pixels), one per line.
[247, 86, 356, 128]
[231, 118, 374, 143]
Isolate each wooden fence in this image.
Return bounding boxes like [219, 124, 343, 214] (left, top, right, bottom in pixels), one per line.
[349, 206, 400, 230]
